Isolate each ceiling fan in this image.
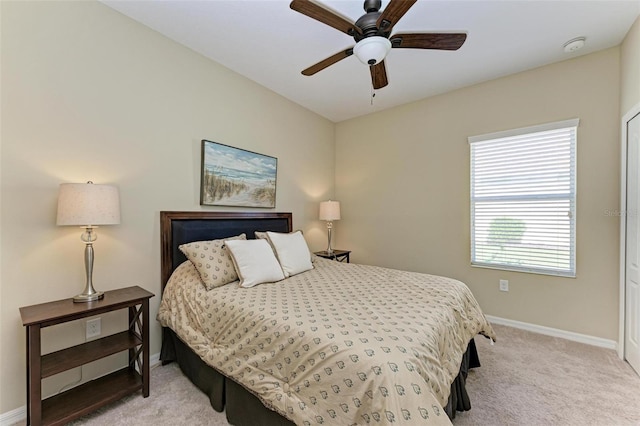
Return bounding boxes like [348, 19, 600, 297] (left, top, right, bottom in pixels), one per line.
[290, 0, 467, 89]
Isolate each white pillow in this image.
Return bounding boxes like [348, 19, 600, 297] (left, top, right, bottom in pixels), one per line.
[225, 239, 285, 288]
[256, 230, 318, 265]
[266, 231, 313, 277]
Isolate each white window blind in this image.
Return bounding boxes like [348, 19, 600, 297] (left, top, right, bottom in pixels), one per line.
[469, 119, 578, 277]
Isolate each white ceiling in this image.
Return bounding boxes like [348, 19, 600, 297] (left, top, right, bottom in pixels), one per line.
[102, 0, 640, 122]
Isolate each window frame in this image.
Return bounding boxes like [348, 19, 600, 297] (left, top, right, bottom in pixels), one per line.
[468, 118, 579, 277]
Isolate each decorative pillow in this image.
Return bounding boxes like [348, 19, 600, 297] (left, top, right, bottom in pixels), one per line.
[178, 234, 246, 290]
[225, 239, 285, 288]
[254, 231, 270, 243]
[256, 230, 316, 264]
[266, 230, 313, 277]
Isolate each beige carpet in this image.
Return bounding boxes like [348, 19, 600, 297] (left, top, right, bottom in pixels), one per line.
[454, 325, 640, 426]
[56, 324, 640, 425]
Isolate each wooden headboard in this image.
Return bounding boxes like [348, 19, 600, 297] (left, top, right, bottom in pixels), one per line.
[160, 211, 292, 293]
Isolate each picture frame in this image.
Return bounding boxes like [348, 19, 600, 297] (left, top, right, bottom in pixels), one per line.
[200, 140, 277, 208]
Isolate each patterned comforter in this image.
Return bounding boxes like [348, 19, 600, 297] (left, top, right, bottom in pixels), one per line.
[157, 258, 496, 425]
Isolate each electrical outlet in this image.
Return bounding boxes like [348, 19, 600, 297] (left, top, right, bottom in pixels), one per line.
[499, 279, 509, 292]
[86, 318, 101, 339]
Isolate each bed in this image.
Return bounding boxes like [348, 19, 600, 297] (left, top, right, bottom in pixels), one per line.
[157, 211, 496, 425]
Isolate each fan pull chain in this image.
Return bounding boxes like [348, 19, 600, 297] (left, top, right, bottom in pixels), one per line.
[370, 85, 376, 105]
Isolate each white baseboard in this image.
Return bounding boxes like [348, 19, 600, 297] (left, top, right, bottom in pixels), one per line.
[0, 353, 162, 426]
[150, 352, 160, 366]
[486, 315, 618, 350]
[0, 406, 24, 426]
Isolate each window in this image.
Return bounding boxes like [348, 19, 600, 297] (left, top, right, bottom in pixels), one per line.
[469, 119, 578, 277]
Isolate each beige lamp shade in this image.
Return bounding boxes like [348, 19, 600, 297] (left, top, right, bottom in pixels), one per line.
[319, 200, 341, 221]
[56, 182, 121, 226]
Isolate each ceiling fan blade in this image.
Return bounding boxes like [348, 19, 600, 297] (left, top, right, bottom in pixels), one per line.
[302, 48, 354, 76]
[290, 0, 361, 36]
[377, 0, 418, 33]
[391, 33, 467, 50]
[370, 60, 389, 90]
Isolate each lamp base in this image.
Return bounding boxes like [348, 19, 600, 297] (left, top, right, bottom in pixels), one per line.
[326, 222, 334, 255]
[74, 237, 104, 303]
[73, 291, 104, 303]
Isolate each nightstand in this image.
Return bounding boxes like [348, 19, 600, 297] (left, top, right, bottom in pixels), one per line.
[19, 286, 154, 426]
[314, 249, 351, 263]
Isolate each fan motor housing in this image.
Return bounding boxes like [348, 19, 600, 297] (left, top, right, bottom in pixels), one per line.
[355, 12, 387, 40]
[354, 0, 392, 40]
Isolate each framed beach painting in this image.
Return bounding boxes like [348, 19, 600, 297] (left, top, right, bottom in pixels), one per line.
[200, 140, 277, 208]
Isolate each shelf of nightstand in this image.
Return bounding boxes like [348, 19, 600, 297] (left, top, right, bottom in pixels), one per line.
[42, 331, 142, 378]
[41, 368, 142, 426]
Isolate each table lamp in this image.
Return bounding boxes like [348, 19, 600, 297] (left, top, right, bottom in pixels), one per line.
[56, 181, 121, 302]
[319, 200, 341, 255]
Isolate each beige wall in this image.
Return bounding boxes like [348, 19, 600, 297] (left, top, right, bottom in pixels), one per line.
[1, 0, 636, 418]
[621, 16, 640, 114]
[336, 48, 621, 341]
[0, 1, 334, 414]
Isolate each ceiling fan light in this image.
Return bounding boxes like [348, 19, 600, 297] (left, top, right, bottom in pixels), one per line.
[353, 36, 392, 65]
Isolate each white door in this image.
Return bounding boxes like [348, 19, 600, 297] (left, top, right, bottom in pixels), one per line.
[626, 110, 640, 375]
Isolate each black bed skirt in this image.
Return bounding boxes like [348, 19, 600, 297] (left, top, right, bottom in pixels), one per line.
[161, 327, 480, 425]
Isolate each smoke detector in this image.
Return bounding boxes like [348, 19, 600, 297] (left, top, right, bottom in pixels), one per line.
[563, 37, 586, 53]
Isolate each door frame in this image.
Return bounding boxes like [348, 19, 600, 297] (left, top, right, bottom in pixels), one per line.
[619, 101, 640, 360]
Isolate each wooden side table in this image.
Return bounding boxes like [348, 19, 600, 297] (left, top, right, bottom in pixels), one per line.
[19, 286, 154, 426]
[314, 249, 351, 263]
